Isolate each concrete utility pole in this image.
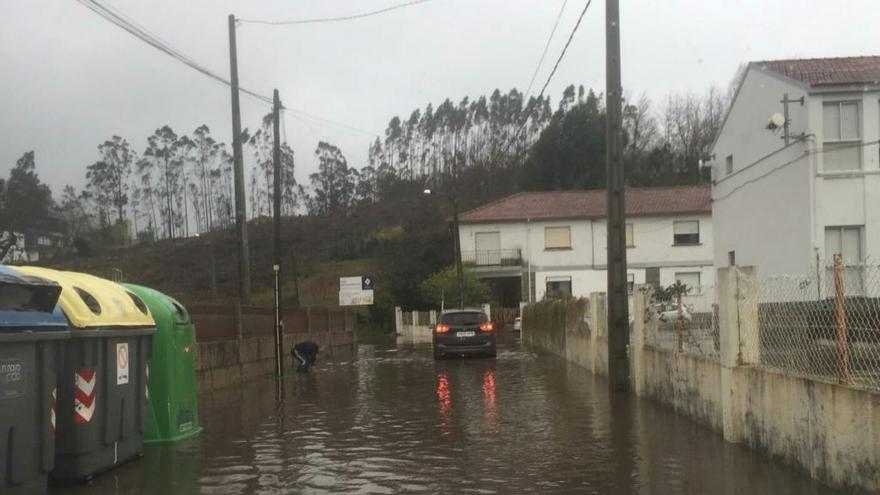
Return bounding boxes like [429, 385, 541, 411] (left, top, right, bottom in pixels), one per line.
[272, 88, 284, 378]
[228, 14, 251, 302]
[605, 0, 630, 392]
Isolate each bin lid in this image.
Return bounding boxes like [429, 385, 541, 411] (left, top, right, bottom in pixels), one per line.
[0, 265, 67, 329]
[13, 266, 155, 328]
[122, 283, 190, 324]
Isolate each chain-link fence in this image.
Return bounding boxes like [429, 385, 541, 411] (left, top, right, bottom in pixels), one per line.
[743, 258, 880, 390]
[643, 285, 720, 359]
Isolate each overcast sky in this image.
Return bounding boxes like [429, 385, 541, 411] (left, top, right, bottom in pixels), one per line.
[2, 0, 878, 195]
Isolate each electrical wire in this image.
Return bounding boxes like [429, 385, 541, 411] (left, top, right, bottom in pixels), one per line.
[495, 0, 594, 162]
[532, 0, 593, 117]
[524, 0, 569, 99]
[238, 0, 431, 26]
[712, 139, 880, 202]
[75, 0, 275, 105]
[76, 0, 380, 138]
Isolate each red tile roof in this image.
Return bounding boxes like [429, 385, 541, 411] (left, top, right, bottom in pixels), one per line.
[757, 56, 880, 86]
[459, 185, 711, 224]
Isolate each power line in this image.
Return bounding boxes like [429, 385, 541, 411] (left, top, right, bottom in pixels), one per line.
[75, 0, 275, 105]
[76, 0, 380, 138]
[496, 0, 594, 162]
[238, 0, 431, 26]
[712, 139, 880, 202]
[524, 0, 569, 99]
[534, 0, 593, 106]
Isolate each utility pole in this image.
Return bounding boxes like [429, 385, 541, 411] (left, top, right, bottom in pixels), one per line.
[228, 14, 251, 302]
[605, 0, 630, 392]
[272, 88, 284, 378]
[451, 195, 464, 309]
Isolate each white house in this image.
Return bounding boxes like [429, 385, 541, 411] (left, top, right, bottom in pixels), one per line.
[457, 185, 713, 304]
[711, 56, 880, 294]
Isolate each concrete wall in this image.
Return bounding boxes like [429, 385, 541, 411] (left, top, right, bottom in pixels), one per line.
[191, 305, 356, 392]
[395, 308, 435, 344]
[524, 266, 880, 493]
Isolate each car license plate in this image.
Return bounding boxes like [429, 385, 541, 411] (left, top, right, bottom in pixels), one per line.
[456, 331, 475, 337]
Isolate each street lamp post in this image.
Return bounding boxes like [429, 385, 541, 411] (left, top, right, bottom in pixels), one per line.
[424, 187, 464, 309]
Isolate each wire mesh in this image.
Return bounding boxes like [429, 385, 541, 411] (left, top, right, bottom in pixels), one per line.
[643, 285, 720, 359]
[743, 263, 880, 390]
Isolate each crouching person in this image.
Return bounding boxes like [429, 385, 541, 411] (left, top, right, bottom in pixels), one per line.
[292, 340, 320, 372]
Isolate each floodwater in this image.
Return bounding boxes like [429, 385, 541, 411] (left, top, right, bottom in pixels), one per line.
[53, 334, 845, 494]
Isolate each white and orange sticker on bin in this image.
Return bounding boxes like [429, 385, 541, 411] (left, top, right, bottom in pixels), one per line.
[116, 343, 129, 385]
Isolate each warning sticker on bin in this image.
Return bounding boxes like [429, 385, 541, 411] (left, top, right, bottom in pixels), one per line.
[0, 359, 25, 400]
[117, 343, 129, 385]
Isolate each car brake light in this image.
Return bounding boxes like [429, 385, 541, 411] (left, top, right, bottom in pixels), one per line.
[435, 324, 451, 334]
[479, 322, 494, 332]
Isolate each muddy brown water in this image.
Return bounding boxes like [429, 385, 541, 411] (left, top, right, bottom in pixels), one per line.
[52, 336, 845, 494]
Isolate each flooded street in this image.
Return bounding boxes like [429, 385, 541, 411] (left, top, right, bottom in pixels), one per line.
[53, 336, 842, 494]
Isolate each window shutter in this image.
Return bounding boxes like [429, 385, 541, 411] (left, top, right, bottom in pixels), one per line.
[544, 226, 571, 249]
[674, 221, 699, 235]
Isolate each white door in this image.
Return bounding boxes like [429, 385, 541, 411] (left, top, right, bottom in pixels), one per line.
[474, 232, 501, 266]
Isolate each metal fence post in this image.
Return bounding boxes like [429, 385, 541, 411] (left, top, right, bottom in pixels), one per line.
[833, 254, 850, 384]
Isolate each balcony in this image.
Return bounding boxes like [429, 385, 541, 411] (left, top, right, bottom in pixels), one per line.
[462, 249, 523, 267]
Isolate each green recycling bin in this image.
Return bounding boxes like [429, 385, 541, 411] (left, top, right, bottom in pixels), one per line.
[0, 265, 68, 494]
[123, 284, 202, 444]
[14, 267, 156, 482]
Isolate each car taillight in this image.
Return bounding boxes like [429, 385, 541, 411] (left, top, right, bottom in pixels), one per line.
[434, 324, 451, 334]
[479, 322, 494, 332]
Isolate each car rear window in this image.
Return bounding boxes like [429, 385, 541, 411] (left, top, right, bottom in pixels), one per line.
[439, 312, 488, 325]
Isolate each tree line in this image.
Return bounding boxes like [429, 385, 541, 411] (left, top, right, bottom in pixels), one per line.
[1, 81, 731, 258]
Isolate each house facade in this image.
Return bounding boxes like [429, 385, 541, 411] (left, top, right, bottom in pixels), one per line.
[457, 186, 713, 304]
[711, 56, 880, 294]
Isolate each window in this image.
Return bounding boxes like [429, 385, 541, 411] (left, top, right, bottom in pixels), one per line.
[725, 154, 733, 175]
[627, 273, 635, 294]
[625, 223, 634, 247]
[822, 102, 861, 171]
[825, 226, 864, 294]
[37, 236, 52, 246]
[825, 226, 862, 264]
[545, 276, 572, 299]
[728, 250, 736, 266]
[544, 226, 571, 250]
[675, 272, 701, 294]
[673, 221, 700, 245]
[645, 267, 660, 288]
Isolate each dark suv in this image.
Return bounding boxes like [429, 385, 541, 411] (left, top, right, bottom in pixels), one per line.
[432, 309, 496, 359]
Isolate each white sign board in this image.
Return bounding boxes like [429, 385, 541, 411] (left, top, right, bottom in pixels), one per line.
[116, 343, 129, 385]
[339, 276, 374, 306]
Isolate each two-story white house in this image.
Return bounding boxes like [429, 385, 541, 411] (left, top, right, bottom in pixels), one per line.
[457, 185, 713, 304]
[711, 56, 880, 293]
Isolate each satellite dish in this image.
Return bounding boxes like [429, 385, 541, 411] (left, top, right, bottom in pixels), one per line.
[768, 113, 786, 130]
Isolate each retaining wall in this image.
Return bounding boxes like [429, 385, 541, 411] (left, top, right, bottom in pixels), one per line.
[523, 267, 880, 493]
[189, 302, 355, 392]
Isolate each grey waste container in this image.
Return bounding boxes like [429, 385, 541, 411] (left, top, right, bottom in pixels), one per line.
[0, 265, 68, 494]
[14, 267, 156, 482]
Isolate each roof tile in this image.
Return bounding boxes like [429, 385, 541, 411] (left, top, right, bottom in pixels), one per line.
[459, 185, 711, 223]
[757, 56, 880, 86]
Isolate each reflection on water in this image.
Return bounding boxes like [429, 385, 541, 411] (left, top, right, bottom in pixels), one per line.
[436, 372, 452, 437]
[52, 339, 847, 494]
[482, 370, 497, 433]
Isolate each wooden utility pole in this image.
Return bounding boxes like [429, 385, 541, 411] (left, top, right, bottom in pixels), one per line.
[272, 88, 284, 378]
[228, 14, 251, 302]
[605, 0, 630, 392]
[832, 254, 849, 384]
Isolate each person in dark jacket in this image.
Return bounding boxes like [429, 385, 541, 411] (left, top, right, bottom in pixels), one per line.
[292, 340, 320, 372]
